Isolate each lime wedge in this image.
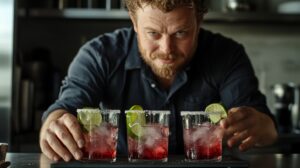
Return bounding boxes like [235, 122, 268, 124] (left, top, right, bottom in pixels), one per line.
[205, 103, 227, 123]
[77, 108, 102, 132]
[128, 121, 144, 137]
[126, 105, 146, 138]
[130, 105, 143, 111]
[128, 105, 144, 122]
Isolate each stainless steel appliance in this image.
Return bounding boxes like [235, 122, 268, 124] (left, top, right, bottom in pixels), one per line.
[0, 0, 15, 144]
[272, 83, 300, 133]
[226, 0, 254, 12]
[290, 83, 300, 133]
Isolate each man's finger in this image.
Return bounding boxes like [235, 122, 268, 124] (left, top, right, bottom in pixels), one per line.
[223, 107, 250, 127]
[46, 125, 72, 162]
[61, 113, 85, 148]
[52, 119, 82, 160]
[40, 139, 61, 162]
[227, 129, 250, 147]
[224, 115, 253, 137]
[239, 136, 256, 151]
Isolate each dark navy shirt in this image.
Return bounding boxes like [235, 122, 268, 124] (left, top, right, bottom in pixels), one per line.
[43, 27, 274, 155]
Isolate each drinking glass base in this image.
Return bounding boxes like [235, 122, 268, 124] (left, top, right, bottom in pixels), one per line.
[128, 157, 168, 163]
[80, 158, 116, 163]
[185, 156, 222, 162]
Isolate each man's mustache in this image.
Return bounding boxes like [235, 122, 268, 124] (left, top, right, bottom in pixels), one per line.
[150, 53, 179, 60]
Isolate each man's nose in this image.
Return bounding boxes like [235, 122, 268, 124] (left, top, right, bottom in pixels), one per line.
[160, 36, 173, 55]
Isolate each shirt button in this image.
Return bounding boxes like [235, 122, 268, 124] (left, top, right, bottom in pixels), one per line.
[151, 83, 156, 88]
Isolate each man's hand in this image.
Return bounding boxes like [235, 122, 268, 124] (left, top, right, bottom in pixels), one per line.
[220, 106, 278, 151]
[39, 109, 84, 162]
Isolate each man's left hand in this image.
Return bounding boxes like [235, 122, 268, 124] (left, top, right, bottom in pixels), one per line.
[220, 106, 278, 151]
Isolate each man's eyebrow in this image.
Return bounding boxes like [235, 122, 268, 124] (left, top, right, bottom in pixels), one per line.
[144, 27, 155, 30]
[176, 24, 194, 30]
[144, 27, 160, 31]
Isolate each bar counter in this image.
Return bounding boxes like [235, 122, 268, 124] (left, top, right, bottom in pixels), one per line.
[4, 153, 300, 168]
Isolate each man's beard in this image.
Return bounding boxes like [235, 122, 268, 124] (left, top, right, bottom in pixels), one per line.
[149, 52, 178, 79]
[138, 42, 187, 80]
[141, 51, 179, 79]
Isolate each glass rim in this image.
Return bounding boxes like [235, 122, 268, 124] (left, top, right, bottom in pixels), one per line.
[180, 111, 222, 116]
[125, 110, 170, 114]
[77, 109, 120, 114]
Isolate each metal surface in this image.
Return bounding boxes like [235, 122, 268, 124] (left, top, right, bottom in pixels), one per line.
[0, 0, 14, 143]
[226, 0, 252, 12]
[271, 83, 300, 133]
[278, 1, 300, 14]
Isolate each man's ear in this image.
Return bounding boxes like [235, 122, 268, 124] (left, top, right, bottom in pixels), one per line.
[129, 12, 138, 32]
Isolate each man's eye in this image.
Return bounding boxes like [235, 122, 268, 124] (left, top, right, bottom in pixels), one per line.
[148, 32, 159, 37]
[175, 31, 187, 38]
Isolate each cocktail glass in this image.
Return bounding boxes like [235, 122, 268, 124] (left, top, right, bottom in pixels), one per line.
[181, 111, 224, 162]
[125, 110, 170, 162]
[77, 109, 120, 162]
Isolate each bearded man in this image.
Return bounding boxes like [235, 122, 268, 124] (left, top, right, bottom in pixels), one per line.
[40, 0, 277, 162]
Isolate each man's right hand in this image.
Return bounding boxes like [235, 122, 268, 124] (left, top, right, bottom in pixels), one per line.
[39, 109, 84, 162]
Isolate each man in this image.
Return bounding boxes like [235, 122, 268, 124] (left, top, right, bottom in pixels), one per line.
[40, 0, 278, 162]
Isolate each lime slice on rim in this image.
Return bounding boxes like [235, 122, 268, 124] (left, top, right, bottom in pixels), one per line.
[126, 105, 146, 138]
[77, 108, 102, 132]
[130, 105, 143, 110]
[205, 103, 227, 123]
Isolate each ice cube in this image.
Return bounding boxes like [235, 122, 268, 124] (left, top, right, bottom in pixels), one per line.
[192, 126, 209, 143]
[144, 126, 162, 140]
[198, 126, 222, 146]
[97, 123, 110, 136]
[144, 137, 156, 147]
[143, 126, 162, 147]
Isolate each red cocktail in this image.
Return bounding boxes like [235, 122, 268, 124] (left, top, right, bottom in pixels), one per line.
[183, 123, 222, 161]
[82, 123, 118, 161]
[125, 110, 170, 162]
[181, 111, 224, 162]
[77, 109, 120, 162]
[127, 124, 169, 161]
